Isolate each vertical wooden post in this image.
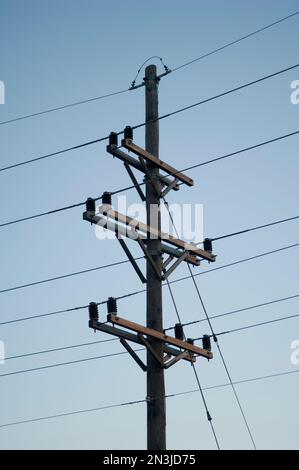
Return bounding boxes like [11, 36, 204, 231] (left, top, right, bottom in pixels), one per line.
[145, 64, 166, 450]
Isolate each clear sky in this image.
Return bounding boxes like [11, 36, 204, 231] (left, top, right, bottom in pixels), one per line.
[0, 0, 298, 450]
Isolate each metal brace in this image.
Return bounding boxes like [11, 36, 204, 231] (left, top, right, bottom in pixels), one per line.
[163, 251, 189, 279]
[119, 338, 147, 372]
[164, 351, 191, 369]
[138, 334, 193, 369]
[162, 255, 174, 271]
[123, 162, 146, 201]
[163, 353, 172, 363]
[118, 237, 146, 284]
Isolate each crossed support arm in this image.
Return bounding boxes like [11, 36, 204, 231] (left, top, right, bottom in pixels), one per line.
[83, 208, 215, 283]
[137, 334, 192, 370]
[89, 319, 197, 372]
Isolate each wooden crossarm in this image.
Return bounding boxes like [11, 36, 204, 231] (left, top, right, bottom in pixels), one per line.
[83, 211, 202, 266]
[122, 139, 194, 187]
[98, 208, 216, 262]
[89, 320, 196, 363]
[107, 314, 213, 359]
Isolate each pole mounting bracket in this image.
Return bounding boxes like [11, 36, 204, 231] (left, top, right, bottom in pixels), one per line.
[89, 319, 196, 364]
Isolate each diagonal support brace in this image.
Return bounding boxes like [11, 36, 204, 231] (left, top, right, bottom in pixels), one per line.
[120, 338, 147, 372]
[162, 255, 174, 271]
[123, 162, 146, 201]
[118, 237, 146, 284]
[163, 251, 189, 279]
[164, 351, 191, 369]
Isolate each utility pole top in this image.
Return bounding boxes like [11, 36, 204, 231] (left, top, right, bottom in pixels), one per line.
[145, 64, 158, 78]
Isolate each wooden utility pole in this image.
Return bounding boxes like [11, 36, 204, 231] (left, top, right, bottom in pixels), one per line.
[145, 64, 166, 450]
[84, 63, 216, 451]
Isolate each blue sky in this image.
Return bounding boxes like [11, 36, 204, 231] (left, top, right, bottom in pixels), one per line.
[0, 0, 298, 449]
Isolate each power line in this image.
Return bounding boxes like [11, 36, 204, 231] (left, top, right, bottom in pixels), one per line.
[165, 278, 220, 449]
[171, 11, 299, 73]
[0, 258, 143, 295]
[0, 181, 139, 229]
[181, 130, 299, 174]
[0, 368, 297, 429]
[5, 300, 299, 364]
[1, 310, 296, 380]
[0, 348, 144, 379]
[170, 242, 299, 286]
[216, 343, 257, 448]
[126, 13, 299, 87]
[205, 368, 299, 390]
[4, 304, 297, 379]
[188, 269, 257, 449]
[134, 63, 299, 131]
[1, 11, 297, 128]
[0, 200, 88, 229]
[1, 128, 298, 232]
[0, 135, 110, 173]
[3, 209, 294, 296]
[1, 18, 298, 442]
[163, 196, 257, 449]
[210, 215, 299, 242]
[189, 312, 299, 342]
[130, 56, 170, 89]
[162, 199, 221, 448]
[178, 293, 299, 328]
[164, 369, 299, 396]
[209, 312, 299, 339]
[1, 63, 298, 175]
[5, 338, 118, 361]
[1, 241, 298, 327]
[0, 89, 129, 127]
[0, 288, 145, 327]
[191, 362, 220, 449]
[0, 398, 146, 429]
[0, 304, 90, 327]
